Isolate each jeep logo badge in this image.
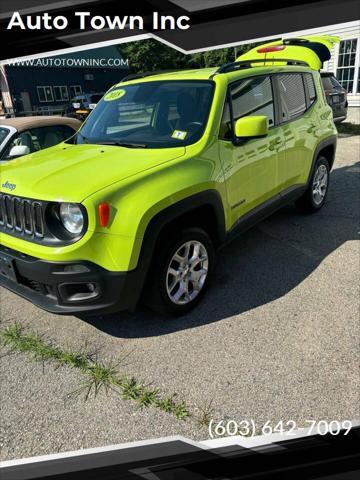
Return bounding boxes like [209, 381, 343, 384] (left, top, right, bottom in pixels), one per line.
[2, 180, 16, 191]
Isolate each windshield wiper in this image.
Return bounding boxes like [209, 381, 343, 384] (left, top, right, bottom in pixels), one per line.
[97, 141, 147, 148]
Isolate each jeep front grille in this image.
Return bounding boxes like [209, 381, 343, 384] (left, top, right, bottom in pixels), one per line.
[0, 194, 45, 238]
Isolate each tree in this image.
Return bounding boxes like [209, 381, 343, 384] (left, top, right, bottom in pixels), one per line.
[118, 39, 259, 73]
[119, 39, 186, 72]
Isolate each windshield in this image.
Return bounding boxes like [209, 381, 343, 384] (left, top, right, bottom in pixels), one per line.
[0, 127, 10, 144]
[75, 80, 214, 148]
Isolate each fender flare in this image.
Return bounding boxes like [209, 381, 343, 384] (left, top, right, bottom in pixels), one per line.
[127, 190, 226, 308]
[308, 135, 337, 182]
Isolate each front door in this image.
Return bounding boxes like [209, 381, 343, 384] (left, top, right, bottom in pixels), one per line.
[219, 74, 284, 227]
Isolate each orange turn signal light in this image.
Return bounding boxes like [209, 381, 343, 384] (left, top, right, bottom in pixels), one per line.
[98, 202, 110, 227]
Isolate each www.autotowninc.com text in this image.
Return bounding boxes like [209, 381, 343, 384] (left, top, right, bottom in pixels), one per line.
[5, 57, 129, 68]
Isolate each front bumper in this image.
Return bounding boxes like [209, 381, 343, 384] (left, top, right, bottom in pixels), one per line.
[0, 245, 142, 315]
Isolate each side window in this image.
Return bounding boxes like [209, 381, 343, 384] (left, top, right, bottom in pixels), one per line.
[53, 86, 69, 102]
[2, 126, 76, 159]
[303, 73, 316, 106]
[231, 76, 275, 126]
[37, 86, 54, 103]
[69, 85, 82, 98]
[277, 74, 306, 122]
[219, 75, 275, 140]
[28, 125, 76, 149]
[219, 100, 231, 139]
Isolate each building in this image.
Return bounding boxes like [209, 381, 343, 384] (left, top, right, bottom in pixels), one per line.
[0, 46, 129, 116]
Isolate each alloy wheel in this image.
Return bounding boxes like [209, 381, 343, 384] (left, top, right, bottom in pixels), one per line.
[312, 164, 328, 205]
[166, 240, 209, 305]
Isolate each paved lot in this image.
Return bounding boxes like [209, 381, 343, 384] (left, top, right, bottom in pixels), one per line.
[1, 135, 359, 461]
[347, 107, 360, 124]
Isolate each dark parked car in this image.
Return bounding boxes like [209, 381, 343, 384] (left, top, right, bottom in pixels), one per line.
[320, 72, 348, 123]
[66, 93, 104, 120]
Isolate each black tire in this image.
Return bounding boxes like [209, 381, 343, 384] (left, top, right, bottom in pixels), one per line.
[144, 227, 215, 316]
[295, 156, 330, 213]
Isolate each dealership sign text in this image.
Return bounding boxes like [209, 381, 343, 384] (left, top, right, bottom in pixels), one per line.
[7, 11, 191, 31]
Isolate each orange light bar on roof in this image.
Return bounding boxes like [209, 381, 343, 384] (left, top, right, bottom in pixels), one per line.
[257, 45, 286, 53]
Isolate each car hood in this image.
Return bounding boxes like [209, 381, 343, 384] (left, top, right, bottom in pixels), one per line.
[0, 143, 186, 202]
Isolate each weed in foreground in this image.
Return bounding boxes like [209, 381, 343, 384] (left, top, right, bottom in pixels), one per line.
[195, 400, 215, 427]
[0, 323, 190, 420]
[173, 401, 189, 420]
[137, 387, 160, 408]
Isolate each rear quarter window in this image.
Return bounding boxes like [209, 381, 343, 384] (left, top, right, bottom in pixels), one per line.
[277, 73, 307, 122]
[304, 73, 317, 106]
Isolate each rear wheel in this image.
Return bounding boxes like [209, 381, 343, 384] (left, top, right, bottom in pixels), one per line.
[295, 156, 330, 212]
[145, 227, 215, 315]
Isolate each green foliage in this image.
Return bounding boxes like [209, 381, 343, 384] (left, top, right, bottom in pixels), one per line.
[157, 394, 177, 413]
[120, 376, 143, 400]
[119, 39, 183, 72]
[118, 39, 258, 73]
[172, 401, 189, 420]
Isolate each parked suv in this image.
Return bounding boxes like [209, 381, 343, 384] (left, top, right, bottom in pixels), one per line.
[66, 93, 104, 120]
[0, 37, 338, 316]
[320, 72, 348, 122]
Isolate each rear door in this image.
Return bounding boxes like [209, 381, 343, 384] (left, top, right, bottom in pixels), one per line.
[274, 72, 318, 190]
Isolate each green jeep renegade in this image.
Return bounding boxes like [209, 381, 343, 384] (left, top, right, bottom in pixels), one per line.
[0, 37, 338, 316]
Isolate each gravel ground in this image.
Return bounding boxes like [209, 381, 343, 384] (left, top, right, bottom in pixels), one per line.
[1, 135, 359, 461]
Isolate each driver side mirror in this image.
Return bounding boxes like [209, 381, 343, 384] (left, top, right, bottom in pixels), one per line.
[234, 115, 269, 142]
[8, 144, 31, 158]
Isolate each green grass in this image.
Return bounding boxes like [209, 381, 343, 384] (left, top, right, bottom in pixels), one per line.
[336, 122, 360, 135]
[195, 400, 215, 427]
[0, 322, 190, 420]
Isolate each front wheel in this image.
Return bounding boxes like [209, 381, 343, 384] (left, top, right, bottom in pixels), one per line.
[145, 227, 215, 316]
[295, 156, 330, 212]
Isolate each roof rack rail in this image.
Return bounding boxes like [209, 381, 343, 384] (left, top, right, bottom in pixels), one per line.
[120, 70, 177, 82]
[213, 58, 309, 76]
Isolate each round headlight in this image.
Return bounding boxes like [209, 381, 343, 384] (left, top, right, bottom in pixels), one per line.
[59, 203, 84, 234]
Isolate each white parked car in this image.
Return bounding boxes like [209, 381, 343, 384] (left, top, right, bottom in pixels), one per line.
[0, 116, 81, 162]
